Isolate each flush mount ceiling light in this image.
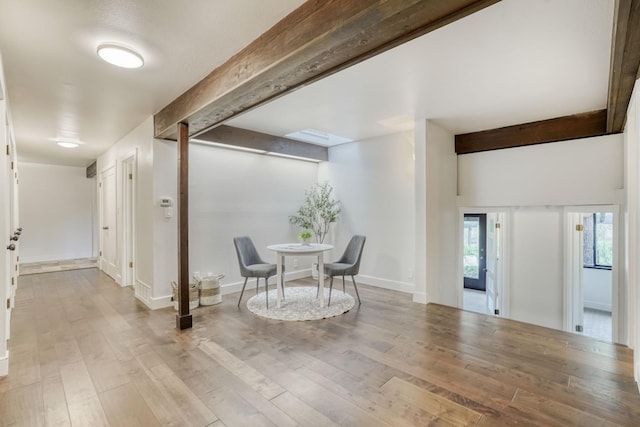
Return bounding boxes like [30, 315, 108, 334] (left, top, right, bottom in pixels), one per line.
[97, 44, 144, 69]
[56, 140, 80, 149]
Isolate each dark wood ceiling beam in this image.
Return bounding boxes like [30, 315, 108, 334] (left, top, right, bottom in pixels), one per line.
[154, 0, 500, 140]
[193, 125, 328, 161]
[455, 110, 608, 154]
[607, 0, 640, 133]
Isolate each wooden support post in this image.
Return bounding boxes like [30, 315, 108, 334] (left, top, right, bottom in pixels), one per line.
[176, 122, 192, 330]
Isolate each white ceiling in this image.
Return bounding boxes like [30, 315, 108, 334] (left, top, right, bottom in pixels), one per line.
[0, 0, 615, 165]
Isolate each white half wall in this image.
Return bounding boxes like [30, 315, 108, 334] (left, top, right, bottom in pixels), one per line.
[323, 131, 415, 294]
[510, 207, 564, 329]
[18, 162, 96, 263]
[458, 134, 624, 207]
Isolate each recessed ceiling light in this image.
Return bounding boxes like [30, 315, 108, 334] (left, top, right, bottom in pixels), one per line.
[97, 44, 144, 69]
[56, 141, 79, 149]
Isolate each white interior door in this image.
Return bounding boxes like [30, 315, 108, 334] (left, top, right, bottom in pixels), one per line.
[100, 166, 117, 280]
[485, 213, 498, 315]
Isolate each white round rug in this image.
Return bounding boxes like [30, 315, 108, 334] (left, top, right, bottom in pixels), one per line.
[246, 286, 355, 321]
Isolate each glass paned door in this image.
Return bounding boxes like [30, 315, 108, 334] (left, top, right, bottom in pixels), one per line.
[463, 214, 486, 291]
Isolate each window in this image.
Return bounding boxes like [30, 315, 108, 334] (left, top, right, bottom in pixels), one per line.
[583, 213, 613, 269]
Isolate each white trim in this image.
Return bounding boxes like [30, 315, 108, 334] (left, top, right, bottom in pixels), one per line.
[355, 275, 414, 293]
[563, 205, 621, 343]
[148, 294, 173, 310]
[413, 292, 428, 304]
[0, 350, 8, 376]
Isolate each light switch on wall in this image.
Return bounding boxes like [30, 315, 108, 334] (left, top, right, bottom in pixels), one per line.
[165, 207, 173, 218]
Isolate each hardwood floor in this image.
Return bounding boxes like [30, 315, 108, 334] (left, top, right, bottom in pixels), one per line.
[1, 269, 639, 426]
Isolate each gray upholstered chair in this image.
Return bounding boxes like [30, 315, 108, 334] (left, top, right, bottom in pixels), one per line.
[233, 236, 279, 308]
[324, 235, 366, 306]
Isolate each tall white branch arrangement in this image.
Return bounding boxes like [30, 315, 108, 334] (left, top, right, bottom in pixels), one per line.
[289, 182, 341, 243]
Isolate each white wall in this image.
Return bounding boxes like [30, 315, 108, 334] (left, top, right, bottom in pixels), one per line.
[583, 268, 612, 312]
[323, 131, 415, 292]
[153, 141, 320, 298]
[458, 134, 624, 332]
[417, 120, 458, 306]
[18, 162, 96, 263]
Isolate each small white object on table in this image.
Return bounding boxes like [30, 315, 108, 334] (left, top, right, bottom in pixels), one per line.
[267, 243, 333, 308]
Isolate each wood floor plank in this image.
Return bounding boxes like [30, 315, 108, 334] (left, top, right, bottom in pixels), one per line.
[0, 382, 45, 426]
[198, 339, 285, 400]
[379, 376, 482, 426]
[99, 382, 161, 427]
[271, 391, 339, 427]
[42, 375, 72, 427]
[120, 356, 197, 427]
[134, 351, 219, 426]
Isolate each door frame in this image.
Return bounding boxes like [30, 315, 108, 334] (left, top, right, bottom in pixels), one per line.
[463, 213, 487, 291]
[457, 207, 511, 317]
[120, 152, 137, 287]
[563, 205, 621, 343]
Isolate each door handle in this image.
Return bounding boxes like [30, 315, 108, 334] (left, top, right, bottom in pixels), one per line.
[6, 244, 15, 251]
[102, 226, 109, 230]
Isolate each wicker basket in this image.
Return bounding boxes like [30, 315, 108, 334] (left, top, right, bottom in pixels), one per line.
[199, 274, 224, 306]
[171, 281, 199, 310]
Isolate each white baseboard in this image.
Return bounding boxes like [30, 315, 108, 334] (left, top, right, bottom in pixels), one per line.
[0, 350, 8, 377]
[19, 254, 96, 264]
[355, 275, 414, 294]
[413, 291, 428, 304]
[148, 294, 173, 310]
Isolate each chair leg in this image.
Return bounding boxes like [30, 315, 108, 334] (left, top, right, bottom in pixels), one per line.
[328, 277, 334, 306]
[342, 275, 346, 293]
[265, 278, 269, 309]
[352, 275, 361, 305]
[237, 277, 249, 307]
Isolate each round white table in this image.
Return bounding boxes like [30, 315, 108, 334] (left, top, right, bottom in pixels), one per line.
[267, 243, 333, 308]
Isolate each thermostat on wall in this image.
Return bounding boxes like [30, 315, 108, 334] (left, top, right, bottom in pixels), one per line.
[160, 197, 173, 207]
